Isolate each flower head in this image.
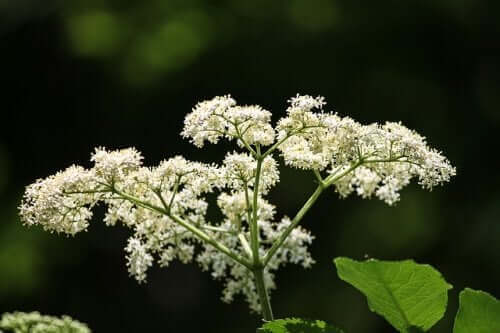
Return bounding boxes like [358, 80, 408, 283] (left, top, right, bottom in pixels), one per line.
[91, 147, 143, 182]
[181, 96, 275, 148]
[0, 312, 91, 333]
[19, 165, 97, 235]
[222, 152, 279, 194]
[181, 95, 236, 147]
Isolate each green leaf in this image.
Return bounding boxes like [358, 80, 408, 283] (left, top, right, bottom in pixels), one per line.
[334, 257, 452, 332]
[453, 288, 500, 333]
[257, 318, 344, 333]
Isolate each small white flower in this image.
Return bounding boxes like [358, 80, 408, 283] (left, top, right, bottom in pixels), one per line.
[125, 238, 153, 283]
[217, 191, 275, 224]
[181, 96, 275, 148]
[19, 165, 97, 235]
[181, 95, 236, 147]
[91, 147, 143, 182]
[222, 152, 279, 194]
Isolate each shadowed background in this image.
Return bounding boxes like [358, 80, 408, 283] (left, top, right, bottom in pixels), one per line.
[1, 0, 499, 332]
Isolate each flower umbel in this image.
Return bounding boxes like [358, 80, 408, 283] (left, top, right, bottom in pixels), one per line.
[19, 94, 455, 319]
[0, 311, 91, 333]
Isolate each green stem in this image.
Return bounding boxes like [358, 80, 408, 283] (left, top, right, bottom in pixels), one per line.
[243, 181, 254, 243]
[251, 149, 263, 265]
[201, 225, 233, 233]
[263, 157, 414, 266]
[167, 176, 181, 210]
[263, 185, 324, 266]
[261, 133, 292, 159]
[261, 125, 326, 159]
[324, 160, 363, 187]
[169, 214, 252, 268]
[235, 124, 257, 157]
[238, 233, 253, 259]
[263, 160, 365, 267]
[253, 267, 274, 321]
[313, 169, 325, 188]
[112, 187, 253, 269]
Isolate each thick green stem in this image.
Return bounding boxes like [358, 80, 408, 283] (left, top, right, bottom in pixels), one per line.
[253, 267, 274, 321]
[250, 150, 263, 264]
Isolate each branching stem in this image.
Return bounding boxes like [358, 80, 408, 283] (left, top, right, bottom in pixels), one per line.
[263, 184, 324, 266]
[251, 146, 263, 265]
[111, 186, 253, 269]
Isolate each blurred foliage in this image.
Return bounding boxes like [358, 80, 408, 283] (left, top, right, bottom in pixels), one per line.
[259, 317, 344, 333]
[63, 0, 224, 84]
[0, 210, 44, 296]
[1, 0, 499, 332]
[0, 145, 9, 194]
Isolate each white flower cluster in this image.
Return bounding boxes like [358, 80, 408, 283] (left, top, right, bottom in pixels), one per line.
[19, 94, 455, 314]
[274, 95, 456, 204]
[19, 146, 311, 311]
[0, 311, 91, 333]
[198, 197, 314, 312]
[181, 95, 275, 148]
[19, 165, 97, 235]
[222, 152, 279, 195]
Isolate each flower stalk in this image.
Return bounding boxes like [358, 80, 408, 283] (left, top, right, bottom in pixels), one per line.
[253, 267, 274, 321]
[19, 94, 455, 320]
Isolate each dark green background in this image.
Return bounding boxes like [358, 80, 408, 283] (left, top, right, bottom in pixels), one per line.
[1, 0, 499, 332]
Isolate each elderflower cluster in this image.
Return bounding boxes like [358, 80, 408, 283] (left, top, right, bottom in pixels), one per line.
[0, 312, 91, 333]
[19, 165, 97, 235]
[181, 95, 275, 148]
[222, 152, 279, 195]
[274, 95, 456, 204]
[19, 94, 455, 313]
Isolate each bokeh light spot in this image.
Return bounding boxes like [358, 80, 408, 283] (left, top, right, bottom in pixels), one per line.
[288, 0, 339, 32]
[67, 11, 123, 57]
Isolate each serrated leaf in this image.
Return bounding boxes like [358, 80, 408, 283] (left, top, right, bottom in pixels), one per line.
[453, 288, 500, 333]
[257, 318, 344, 333]
[334, 257, 452, 332]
